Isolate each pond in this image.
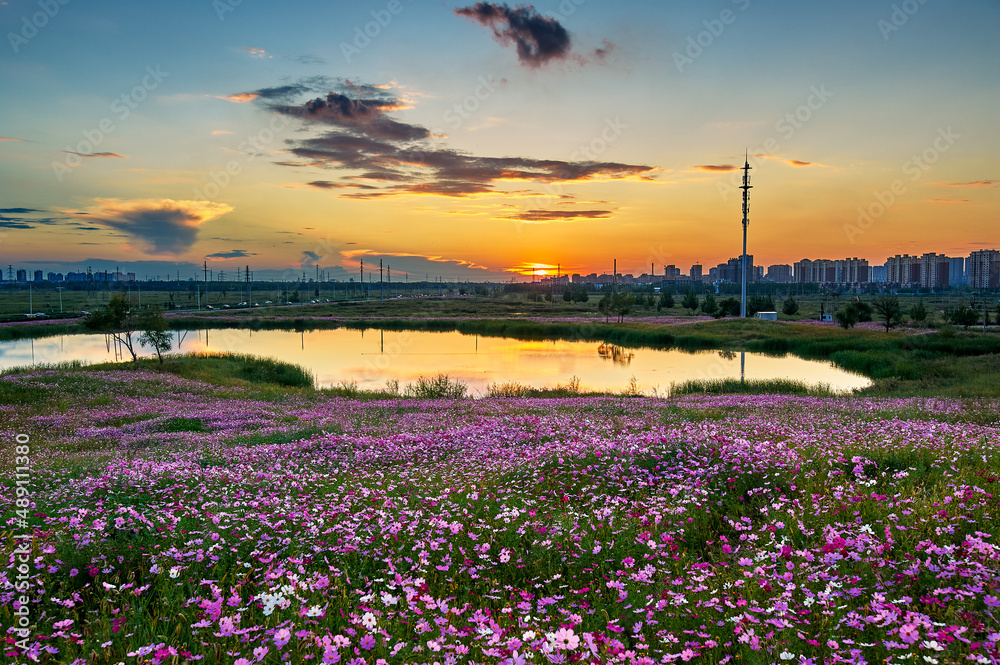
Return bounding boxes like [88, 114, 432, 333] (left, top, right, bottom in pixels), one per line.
[1, 328, 872, 394]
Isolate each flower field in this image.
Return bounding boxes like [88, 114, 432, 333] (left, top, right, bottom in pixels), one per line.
[2, 368, 1000, 664]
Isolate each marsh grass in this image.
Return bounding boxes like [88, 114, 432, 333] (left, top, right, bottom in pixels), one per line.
[670, 377, 838, 396]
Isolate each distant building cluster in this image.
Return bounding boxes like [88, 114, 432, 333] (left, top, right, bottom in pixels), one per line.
[4, 249, 999, 290]
[3, 268, 137, 284]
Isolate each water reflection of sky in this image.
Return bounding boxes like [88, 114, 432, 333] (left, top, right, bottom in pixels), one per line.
[0, 329, 872, 394]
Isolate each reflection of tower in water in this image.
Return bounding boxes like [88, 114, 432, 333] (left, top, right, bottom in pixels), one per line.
[597, 343, 635, 366]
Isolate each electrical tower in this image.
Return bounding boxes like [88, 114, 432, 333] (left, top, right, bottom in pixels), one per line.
[740, 150, 752, 318]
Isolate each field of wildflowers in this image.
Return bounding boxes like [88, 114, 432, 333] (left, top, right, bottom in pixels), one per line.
[2, 367, 999, 664]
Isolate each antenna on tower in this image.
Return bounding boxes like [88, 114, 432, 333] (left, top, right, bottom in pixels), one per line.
[740, 149, 753, 318]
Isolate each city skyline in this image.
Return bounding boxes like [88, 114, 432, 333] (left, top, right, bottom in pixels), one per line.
[1, 0, 998, 280]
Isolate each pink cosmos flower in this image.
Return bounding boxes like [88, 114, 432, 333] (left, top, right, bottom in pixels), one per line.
[273, 628, 291, 648]
[554, 628, 579, 651]
[898, 623, 920, 644]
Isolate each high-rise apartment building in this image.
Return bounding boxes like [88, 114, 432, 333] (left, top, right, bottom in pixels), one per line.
[766, 264, 793, 282]
[968, 250, 1000, 289]
[886, 254, 921, 286]
[919, 253, 951, 289]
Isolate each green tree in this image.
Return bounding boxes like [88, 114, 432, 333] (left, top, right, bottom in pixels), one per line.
[747, 295, 776, 317]
[562, 288, 573, 302]
[83, 294, 140, 360]
[137, 308, 172, 365]
[610, 291, 636, 322]
[598, 292, 611, 322]
[681, 289, 700, 312]
[872, 294, 904, 332]
[851, 298, 873, 322]
[948, 302, 979, 329]
[700, 293, 718, 316]
[835, 307, 859, 329]
[910, 300, 928, 326]
[781, 295, 800, 316]
[658, 291, 675, 310]
[718, 297, 741, 318]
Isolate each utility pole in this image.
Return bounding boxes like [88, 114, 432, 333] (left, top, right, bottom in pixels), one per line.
[360, 259, 364, 300]
[380, 259, 383, 303]
[387, 265, 391, 298]
[740, 150, 753, 318]
[56, 286, 64, 313]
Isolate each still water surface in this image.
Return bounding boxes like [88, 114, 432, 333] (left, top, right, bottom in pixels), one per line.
[1, 328, 872, 394]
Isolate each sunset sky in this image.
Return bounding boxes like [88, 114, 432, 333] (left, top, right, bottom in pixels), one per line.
[1, 0, 998, 281]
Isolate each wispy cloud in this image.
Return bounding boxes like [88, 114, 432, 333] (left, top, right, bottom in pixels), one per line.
[60, 151, 128, 159]
[927, 198, 969, 204]
[219, 93, 260, 103]
[339, 247, 490, 272]
[85, 199, 234, 255]
[933, 180, 996, 188]
[694, 164, 738, 172]
[500, 209, 614, 223]
[243, 46, 271, 59]
[0, 137, 28, 142]
[207, 249, 257, 259]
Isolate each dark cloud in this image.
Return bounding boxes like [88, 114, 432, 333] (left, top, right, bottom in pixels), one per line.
[275, 92, 430, 141]
[207, 249, 258, 259]
[85, 199, 234, 255]
[788, 160, 812, 167]
[288, 131, 654, 198]
[307, 180, 378, 190]
[455, 2, 571, 67]
[501, 209, 613, 223]
[239, 77, 656, 199]
[694, 164, 738, 172]
[0, 209, 64, 228]
[301, 250, 321, 266]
